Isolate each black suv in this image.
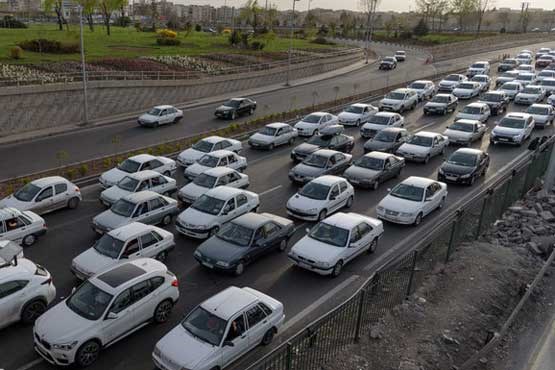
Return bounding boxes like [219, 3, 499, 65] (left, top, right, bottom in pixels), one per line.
[478, 91, 510, 116]
[214, 98, 257, 120]
[379, 57, 397, 70]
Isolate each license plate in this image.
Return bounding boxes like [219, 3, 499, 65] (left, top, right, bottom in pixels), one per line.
[498, 138, 508, 142]
[202, 261, 214, 269]
[446, 176, 457, 181]
[298, 261, 311, 269]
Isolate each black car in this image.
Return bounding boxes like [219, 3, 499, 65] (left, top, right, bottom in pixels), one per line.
[214, 98, 257, 120]
[291, 125, 354, 162]
[343, 152, 405, 189]
[478, 91, 510, 115]
[497, 58, 519, 72]
[437, 148, 489, 185]
[289, 149, 353, 184]
[363, 127, 410, 153]
[379, 57, 397, 70]
[193, 212, 295, 275]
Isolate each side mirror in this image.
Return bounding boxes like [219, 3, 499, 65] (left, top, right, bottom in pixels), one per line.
[386, 188, 392, 193]
[224, 340, 235, 347]
[71, 287, 76, 295]
[305, 227, 311, 234]
[106, 312, 119, 320]
[425, 198, 432, 202]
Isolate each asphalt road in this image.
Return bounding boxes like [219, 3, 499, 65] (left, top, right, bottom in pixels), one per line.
[3, 57, 555, 370]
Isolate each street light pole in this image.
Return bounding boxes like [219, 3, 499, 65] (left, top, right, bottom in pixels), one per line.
[364, 0, 377, 64]
[79, 5, 89, 125]
[286, 0, 300, 86]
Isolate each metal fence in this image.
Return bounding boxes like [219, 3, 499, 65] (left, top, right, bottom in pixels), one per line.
[244, 138, 555, 370]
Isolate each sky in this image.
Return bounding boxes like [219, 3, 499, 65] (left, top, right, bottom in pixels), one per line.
[175, 0, 555, 12]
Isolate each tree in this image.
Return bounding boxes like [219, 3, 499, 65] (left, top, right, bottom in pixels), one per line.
[150, 0, 158, 31]
[74, 0, 97, 31]
[384, 15, 396, 37]
[264, 4, 279, 29]
[475, 0, 495, 36]
[304, 11, 318, 28]
[43, 0, 66, 31]
[98, 0, 125, 35]
[497, 10, 510, 30]
[240, 0, 263, 33]
[358, 0, 381, 45]
[451, 0, 478, 31]
[339, 11, 355, 37]
[413, 17, 429, 36]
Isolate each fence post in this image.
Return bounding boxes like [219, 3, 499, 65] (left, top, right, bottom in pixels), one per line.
[354, 289, 366, 342]
[285, 342, 293, 370]
[501, 170, 516, 212]
[475, 189, 493, 239]
[445, 210, 462, 263]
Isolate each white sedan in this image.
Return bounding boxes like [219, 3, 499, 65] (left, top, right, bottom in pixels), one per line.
[396, 131, 449, 163]
[498, 81, 524, 100]
[286, 176, 354, 221]
[471, 75, 491, 92]
[177, 167, 249, 205]
[455, 102, 491, 122]
[376, 177, 448, 226]
[438, 74, 467, 92]
[248, 123, 297, 149]
[294, 112, 338, 137]
[99, 154, 176, 188]
[515, 72, 537, 87]
[0, 207, 46, 246]
[138, 105, 183, 127]
[515, 85, 546, 105]
[338, 103, 378, 126]
[184, 150, 247, 180]
[288, 212, 383, 277]
[549, 93, 555, 106]
[379, 88, 419, 112]
[490, 112, 535, 145]
[360, 112, 405, 139]
[176, 136, 242, 168]
[443, 119, 486, 145]
[452, 81, 482, 99]
[407, 80, 436, 101]
[527, 104, 555, 128]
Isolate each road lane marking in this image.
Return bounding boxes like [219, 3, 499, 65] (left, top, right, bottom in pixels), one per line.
[14, 358, 43, 370]
[259, 185, 283, 196]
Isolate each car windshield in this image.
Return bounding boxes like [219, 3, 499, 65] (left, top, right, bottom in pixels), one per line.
[519, 75, 534, 81]
[307, 135, 333, 146]
[302, 114, 322, 123]
[445, 75, 460, 81]
[373, 130, 397, 142]
[502, 59, 516, 65]
[192, 140, 214, 153]
[522, 87, 541, 94]
[448, 152, 477, 167]
[193, 173, 217, 188]
[450, 121, 474, 132]
[500, 72, 516, 78]
[147, 108, 162, 115]
[66, 281, 113, 321]
[431, 95, 449, 103]
[110, 199, 136, 217]
[217, 222, 253, 247]
[191, 195, 225, 215]
[482, 93, 503, 102]
[409, 82, 426, 89]
[309, 222, 349, 248]
[390, 183, 424, 202]
[117, 176, 139, 192]
[368, 115, 391, 125]
[408, 135, 433, 147]
[502, 83, 519, 90]
[462, 106, 481, 114]
[541, 80, 555, 86]
[13, 183, 41, 202]
[182, 307, 227, 346]
[258, 126, 278, 136]
[528, 106, 550, 115]
[385, 92, 405, 100]
[198, 155, 219, 167]
[223, 100, 241, 108]
[344, 105, 364, 114]
[118, 159, 141, 173]
[384, 57, 395, 62]
[299, 182, 331, 200]
[303, 154, 328, 168]
[539, 72, 555, 77]
[472, 76, 487, 82]
[458, 83, 475, 89]
[354, 156, 384, 170]
[471, 63, 485, 68]
[499, 118, 526, 129]
[93, 234, 125, 259]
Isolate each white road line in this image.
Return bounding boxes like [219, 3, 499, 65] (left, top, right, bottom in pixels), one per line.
[259, 185, 282, 196]
[14, 358, 43, 370]
[281, 274, 360, 333]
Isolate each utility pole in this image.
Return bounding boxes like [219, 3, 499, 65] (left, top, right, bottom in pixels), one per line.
[286, 0, 301, 86]
[364, 0, 378, 64]
[78, 5, 89, 125]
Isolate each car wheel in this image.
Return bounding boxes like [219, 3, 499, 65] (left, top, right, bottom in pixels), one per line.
[22, 234, 36, 247]
[372, 181, 379, 190]
[368, 237, 378, 254]
[249, 108, 255, 115]
[331, 260, 344, 278]
[153, 299, 174, 324]
[288, 137, 295, 146]
[21, 299, 46, 324]
[161, 214, 172, 226]
[442, 109, 447, 115]
[234, 260, 245, 276]
[356, 119, 361, 127]
[156, 250, 168, 262]
[67, 197, 80, 209]
[438, 197, 446, 210]
[346, 196, 354, 208]
[231, 111, 237, 120]
[153, 121, 159, 128]
[413, 213, 423, 226]
[268, 143, 275, 151]
[469, 174, 476, 186]
[261, 328, 275, 345]
[423, 155, 430, 164]
[75, 340, 101, 368]
[313, 129, 319, 136]
[278, 239, 288, 252]
[318, 209, 327, 221]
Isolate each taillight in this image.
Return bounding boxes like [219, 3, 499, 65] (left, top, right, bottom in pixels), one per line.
[75, 187, 80, 192]
[41, 277, 52, 285]
[171, 279, 178, 287]
[43, 223, 47, 229]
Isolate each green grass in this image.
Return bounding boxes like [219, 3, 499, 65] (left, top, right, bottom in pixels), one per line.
[372, 31, 499, 46]
[0, 24, 336, 64]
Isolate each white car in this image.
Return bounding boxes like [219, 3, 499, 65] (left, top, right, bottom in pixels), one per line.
[394, 50, 406, 61]
[452, 81, 482, 99]
[396, 131, 449, 163]
[515, 72, 537, 87]
[0, 207, 46, 246]
[248, 123, 298, 149]
[360, 112, 404, 139]
[177, 167, 249, 205]
[495, 70, 520, 87]
[498, 81, 524, 100]
[490, 112, 535, 145]
[516, 64, 535, 74]
[175, 186, 259, 239]
[71, 222, 175, 280]
[286, 176, 354, 221]
[0, 176, 81, 215]
[379, 88, 418, 112]
[471, 75, 491, 92]
[514, 85, 546, 105]
[516, 53, 533, 65]
[100, 170, 177, 207]
[536, 70, 555, 82]
[184, 150, 247, 180]
[438, 74, 467, 92]
[455, 102, 491, 122]
[0, 244, 56, 330]
[138, 105, 183, 127]
[288, 212, 384, 277]
[376, 177, 448, 226]
[407, 80, 436, 101]
[34, 258, 179, 367]
[443, 119, 486, 145]
[536, 48, 551, 58]
[338, 103, 378, 126]
[538, 78, 555, 94]
[527, 104, 555, 128]
[294, 112, 338, 137]
[99, 154, 176, 188]
[423, 93, 458, 115]
[176, 136, 242, 167]
[153, 286, 284, 370]
[548, 93, 555, 106]
[466, 61, 490, 77]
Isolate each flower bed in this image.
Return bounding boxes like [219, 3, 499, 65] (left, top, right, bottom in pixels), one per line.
[142, 56, 222, 73]
[32, 61, 112, 74]
[0, 63, 72, 84]
[91, 58, 172, 72]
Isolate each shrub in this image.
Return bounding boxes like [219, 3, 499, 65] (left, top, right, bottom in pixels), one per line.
[500, 27, 506, 33]
[9, 46, 23, 60]
[103, 158, 112, 169]
[157, 28, 177, 38]
[0, 16, 27, 29]
[134, 22, 142, 31]
[156, 37, 181, 46]
[79, 164, 89, 176]
[413, 18, 429, 37]
[195, 24, 202, 32]
[65, 168, 77, 180]
[311, 36, 331, 45]
[229, 30, 242, 46]
[250, 41, 265, 50]
[117, 16, 132, 27]
[18, 39, 79, 54]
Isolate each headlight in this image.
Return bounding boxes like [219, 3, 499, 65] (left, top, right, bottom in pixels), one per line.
[377, 206, 385, 212]
[319, 261, 331, 268]
[53, 341, 78, 351]
[305, 208, 318, 214]
[438, 168, 445, 175]
[513, 134, 523, 140]
[460, 173, 472, 179]
[194, 250, 202, 258]
[216, 261, 230, 267]
[400, 212, 414, 217]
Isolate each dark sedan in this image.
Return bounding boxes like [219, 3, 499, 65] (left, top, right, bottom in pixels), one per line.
[289, 149, 352, 185]
[379, 57, 397, 70]
[363, 127, 410, 153]
[497, 58, 519, 72]
[193, 212, 295, 275]
[214, 97, 257, 120]
[437, 148, 489, 185]
[291, 126, 354, 162]
[344, 152, 405, 189]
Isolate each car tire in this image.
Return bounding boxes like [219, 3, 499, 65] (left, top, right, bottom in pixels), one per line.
[372, 181, 379, 190]
[313, 129, 319, 136]
[278, 239, 288, 252]
[346, 196, 354, 208]
[161, 214, 172, 226]
[68, 197, 80, 209]
[268, 143, 274, 151]
[368, 237, 378, 254]
[438, 197, 446, 210]
[261, 328, 275, 345]
[231, 111, 237, 120]
[413, 213, 423, 226]
[156, 250, 168, 262]
[442, 109, 447, 115]
[331, 260, 344, 278]
[469, 174, 476, 186]
[356, 119, 361, 127]
[20, 299, 46, 324]
[249, 108, 255, 115]
[318, 209, 327, 221]
[234, 260, 246, 276]
[423, 155, 430, 164]
[153, 299, 174, 324]
[288, 138, 295, 146]
[75, 340, 101, 368]
[22, 234, 37, 247]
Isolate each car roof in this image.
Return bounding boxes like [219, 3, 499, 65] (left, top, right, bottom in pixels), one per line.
[454, 148, 484, 156]
[402, 176, 436, 187]
[365, 151, 395, 160]
[322, 212, 368, 229]
[108, 222, 152, 241]
[311, 175, 344, 186]
[129, 154, 156, 163]
[505, 112, 531, 119]
[472, 74, 489, 78]
[351, 103, 373, 108]
[473, 61, 489, 64]
[125, 170, 162, 181]
[313, 149, 341, 157]
[411, 80, 433, 84]
[202, 136, 228, 144]
[123, 190, 160, 203]
[458, 81, 480, 86]
[455, 119, 480, 125]
[0, 207, 23, 220]
[435, 93, 453, 98]
[530, 103, 552, 109]
[266, 122, 290, 129]
[391, 88, 412, 93]
[0, 257, 37, 282]
[230, 97, 247, 101]
[203, 167, 236, 177]
[517, 72, 535, 76]
[381, 127, 407, 133]
[307, 112, 328, 116]
[466, 102, 488, 108]
[523, 85, 542, 89]
[92, 258, 165, 292]
[201, 286, 260, 320]
[153, 105, 174, 109]
[232, 212, 271, 229]
[205, 186, 245, 200]
[375, 111, 399, 117]
[31, 176, 68, 187]
[206, 150, 235, 158]
[395, 50, 405, 53]
[414, 131, 439, 138]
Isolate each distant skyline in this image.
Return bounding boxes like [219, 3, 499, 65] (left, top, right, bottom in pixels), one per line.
[173, 0, 555, 12]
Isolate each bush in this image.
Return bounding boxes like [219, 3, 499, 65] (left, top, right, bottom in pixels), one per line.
[18, 39, 79, 54]
[229, 30, 242, 46]
[134, 22, 142, 31]
[117, 16, 132, 27]
[9, 46, 23, 60]
[413, 18, 429, 37]
[500, 27, 506, 33]
[311, 36, 332, 45]
[195, 24, 202, 32]
[0, 16, 27, 29]
[250, 41, 265, 50]
[156, 37, 181, 46]
[157, 28, 177, 38]
[79, 164, 89, 176]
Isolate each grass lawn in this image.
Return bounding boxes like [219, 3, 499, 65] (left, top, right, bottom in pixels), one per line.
[372, 31, 498, 45]
[0, 24, 336, 64]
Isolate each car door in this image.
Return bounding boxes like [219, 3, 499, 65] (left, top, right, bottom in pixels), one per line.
[52, 183, 69, 210]
[327, 184, 342, 212]
[431, 136, 441, 156]
[33, 186, 55, 214]
[422, 185, 437, 216]
[245, 304, 271, 346]
[256, 222, 282, 254]
[148, 197, 168, 224]
[151, 175, 169, 194]
[228, 154, 242, 170]
[103, 289, 136, 344]
[221, 314, 249, 367]
[3, 216, 30, 244]
[220, 198, 238, 223]
[0, 220, 6, 241]
[236, 193, 253, 215]
[382, 158, 393, 181]
[345, 225, 365, 262]
[139, 231, 164, 258]
[335, 153, 350, 173]
[120, 238, 141, 261]
[132, 202, 151, 224]
[337, 181, 351, 206]
[127, 279, 157, 326]
[227, 172, 242, 188]
[0, 280, 29, 327]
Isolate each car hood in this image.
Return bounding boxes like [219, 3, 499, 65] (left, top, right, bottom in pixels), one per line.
[344, 166, 381, 180]
[362, 123, 388, 131]
[101, 186, 131, 204]
[492, 126, 524, 136]
[294, 143, 321, 155]
[294, 121, 318, 130]
[338, 112, 362, 121]
[139, 113, 158, 122]
[180, 183, 209, 201]
[425, 102, 447, 108]
[381, 60, 394, 64]
[453, 88, 474, 94]
[287, 193, 325, 211]
[186, 163, 212, 177]
[197, 237, 247, 263]
[73, 248, 116, 277]
[440, 162, 474, 175]
[216, 105, 233, 112]
[94, 211, 130, 231]
[364, 140, 395, 151]
[177, 207, 218, 228]
[291, 235, 344, 263]
[178, 148, 205, 164]
[516, 93, 539, 99]
[249, 133, 274, 144]
[291, 163, 325, 178]
[398, 143, 431, 155]
[439, 80, 459, 86]
[444, 129, 473, 140]
[0, 196, 32, 211]
[380, 98, 402, 106]
[101, 168, 128, 186]
[379, 195, 422, 213]
[456, 112, 482, 120]
[35, 301, 97, 344]
[156, 325, 217, 370]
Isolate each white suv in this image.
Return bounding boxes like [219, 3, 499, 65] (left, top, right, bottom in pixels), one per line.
[0, 244, 56, 330]
[34, 258, 179, 367]
[379, 88, 418, 112]
[0, 207, 47, 246]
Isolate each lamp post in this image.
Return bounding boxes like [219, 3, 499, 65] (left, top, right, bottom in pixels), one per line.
[78, 5, 89, 124]
[286, 0, 301, 86]
[364, 0, 378, 64]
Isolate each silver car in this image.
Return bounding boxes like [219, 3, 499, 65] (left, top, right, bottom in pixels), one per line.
[92, 191, 178, 235]
[248, 122, 298, 150]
